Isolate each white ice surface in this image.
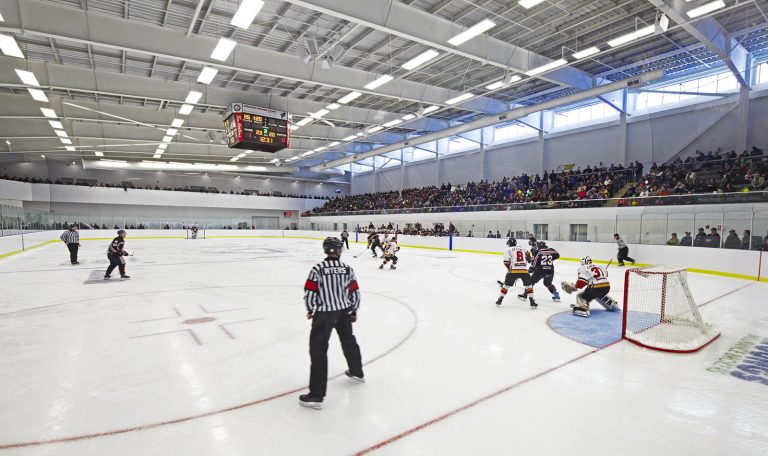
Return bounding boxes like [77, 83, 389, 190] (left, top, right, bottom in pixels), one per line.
[0, 237, 766, 456]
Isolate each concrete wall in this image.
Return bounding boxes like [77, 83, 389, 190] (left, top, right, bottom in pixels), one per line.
[351, 91, 768, 194]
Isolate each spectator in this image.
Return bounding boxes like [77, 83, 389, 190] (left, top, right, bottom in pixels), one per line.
[487, 231, 494, 238]
[741, 230, 752, 250]
[694, 228, 707, 247]
[705, 227, 721, 248]
[667, 233, 680, 246]
[723, 229, 741, 249]
[680, 231, 692, 247]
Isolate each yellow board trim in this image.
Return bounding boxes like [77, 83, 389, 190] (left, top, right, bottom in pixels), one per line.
[0, 239, 59, 259]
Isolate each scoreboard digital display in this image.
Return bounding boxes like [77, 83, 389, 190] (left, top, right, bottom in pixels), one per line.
[223, 103, 291, 152]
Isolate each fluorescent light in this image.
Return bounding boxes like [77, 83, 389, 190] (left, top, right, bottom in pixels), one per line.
[171, 119, 184, 128]
[48, 120, 63, 129]
[28, 88, 48, 102]
[166, 128, 178, 136]
[95, 151, 104, 157]
[158, 143, 168, 149]
[184, 91, 202, 104]
[197, 67, 218, 84]
[343, 135, 357, 141]
[445, 93, 475, 105]
[329, 141, 341, 147]
[687, 0, 725, 18]
[230, 0, 264, 29]
[179, 104, 194, 115]
[40, 107, 57, 118]
[230, 157, 239, 162]
[211, 38, 237, 61]
[269, 158, 279, 163]
[401, 49, 440, 70]
[60, 138, 72, 145]
[152, 154, 162, 159]
[246, 166, 267, 171]
[337, 91, 362, 104]
[311, 109, 330, 118]
[356, 132, 365, 137]
[447, 19, 496, 46]
[423, 105, 440, 114]
[401, 114, 416, 121]
[525, 58, 568, 76]
[364, 74, 394, 90]
[54, 130, 68, 138]
[607, 25, 655, 47]
[15, 69, 40, 86]
[485, 81, 504, 90]
[296, 117, 313, 126]
[314, 146, 327, 152]
[368, 126, 383, 133]
[0, 12, 4, 21]
[519, 0, 545, 8]
[383, 119, 403, 128]
[572, 47, 600, 59]
[326, 103, 341, 110]
[65, 146, 76, 152]
[0, 34, 24, 58]
[162, 136, 173, 142]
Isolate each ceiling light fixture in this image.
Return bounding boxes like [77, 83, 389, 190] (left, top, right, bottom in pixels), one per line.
[326, 103, 341, 110]
[171, 119, 184, 128]
[0, 33, 24, 58]
[383, 119, 402, 127]
[197, 67, 218, 84]
[607, 25, 655, 47]
[178, 104, 194, 115]
[687, 0, 725, 18]
[337, 91, 362, 104]
[54, 130, 68, 138]
[60, 138, 72, 144]
[162, 136, 173, 142]
[246, 166, 267, 171]
[329, 141, 341, 147]
[28, 88, 49, 102]
[48, 120, 63, 129]
[447, 19, 496, 46]
[445, 93, 475, 105]
[485, 81, 504, 90]
[313, 146, 327, 152]
[368, 126, 384, 133]
[158, 143, 168, 149]
[401, 114, 417, 121]
[401, 49, 440, 70]
[342, 135, 357, 141]
[40, 107, 57, 118]
[525, 59, 568, 76]
[296, 117, 314, 127]
[65, 146, 76, 152]
[572, 47, 600, 59]
[211, 38, 237, 61]
[364, 74, 394, 90]
[95, 151, 104, 157]
[15, 69, 40, 86]
[166, 128, 178, 136]
[518, 0, 546, 8]
[184, 91, 203, 104]
[230, 156, 240, 162]
[153, 154, 162, 159]
[422, 105, 440, 115]
[230, 0, 264, 29]
[310, 109, 330, 119]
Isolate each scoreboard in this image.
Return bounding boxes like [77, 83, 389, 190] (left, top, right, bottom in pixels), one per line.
[223, 103, 291, 152]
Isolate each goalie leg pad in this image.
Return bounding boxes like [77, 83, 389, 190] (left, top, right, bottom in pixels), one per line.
[572, 306, 590, 317]
[597, 295, 620, 311]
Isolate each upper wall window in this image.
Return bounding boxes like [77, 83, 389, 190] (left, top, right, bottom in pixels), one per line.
[757, 62, 768, 85]
[634, 70, 739, 112]
[553, 102, 617, 129]
[493, 122, 537, 143]
[446, 137, 478, 154]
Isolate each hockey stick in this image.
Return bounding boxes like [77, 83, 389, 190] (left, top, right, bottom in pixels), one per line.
[605, 259, 612, 269]
[353, 248, 369, 258]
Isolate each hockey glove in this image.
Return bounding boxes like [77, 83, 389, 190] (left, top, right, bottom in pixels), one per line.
[561, 281, 578, 294]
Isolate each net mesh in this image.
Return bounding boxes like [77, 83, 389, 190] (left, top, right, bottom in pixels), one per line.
[623, 268, 720, 352]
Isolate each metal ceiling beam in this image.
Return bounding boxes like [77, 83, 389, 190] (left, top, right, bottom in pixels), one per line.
[0, 0, 504, 113]
[311, 70, 664, 172]
[278, 0, 599, 90]
[646, 0, 750, 88]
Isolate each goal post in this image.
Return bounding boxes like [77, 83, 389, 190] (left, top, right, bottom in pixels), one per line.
[186, 228, 206, 239]
[622, 267, 720, 353]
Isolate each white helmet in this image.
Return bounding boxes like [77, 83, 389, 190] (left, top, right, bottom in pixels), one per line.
[581, 256, 592, 266]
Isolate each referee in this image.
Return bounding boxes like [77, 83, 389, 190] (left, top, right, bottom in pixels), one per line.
[614, 233, 636, 266]
[60, 224, 80, 264]
[300, 237, 364, 410]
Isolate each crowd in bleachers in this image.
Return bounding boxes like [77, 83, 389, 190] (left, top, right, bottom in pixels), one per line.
[310, 147, 767, 215]
[0, 174, 329, 200]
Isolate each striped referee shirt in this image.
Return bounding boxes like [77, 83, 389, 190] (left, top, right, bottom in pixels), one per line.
[60, 230, 79, 244]
[616, 238, 628, 249]
[304, 258, 360, 314]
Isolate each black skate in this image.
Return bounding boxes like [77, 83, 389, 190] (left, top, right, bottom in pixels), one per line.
[379, 264, 384, 269]
[496, 296, 504, 307]
[529, 297, 538, 309]
[299, 394, 323, 410]
[104, 275, 111, 280]
[516, 293, 528, 302]
[345, 370, 365, 383]
[618, 262, 625, 267]
[120, 274, 131, 279]
[390, 265, 396, 270]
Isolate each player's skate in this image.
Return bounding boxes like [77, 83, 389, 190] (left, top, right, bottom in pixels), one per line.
[120, 274, 131, 279]
[390, 264, 396, 270]
[516, 292, 528, 302]
[529, 297, 538, 309]
[379, 263, 384, 269]
[552, 291, 561, 302]
[572, 305, 590, 317]
[299, 394, 323, 410]
[496, 296, 504, 307]
[103, 274, 111, 280]
[345, 370, 365, 383]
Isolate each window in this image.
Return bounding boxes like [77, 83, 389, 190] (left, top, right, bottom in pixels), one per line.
[533, 224, 548, 240]
[757, 62, 768, 85]
[446, 137, 478, 154]
[570, 224, 588, 242]
[553, 102, 617, 129]
[634, 70, 739, 112]
[494, 122, 537, 143]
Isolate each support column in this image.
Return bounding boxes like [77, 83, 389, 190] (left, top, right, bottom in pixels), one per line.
[400, 149, 406, 191]
[736, 53, 752, 153]
[372, 161, 378, 193]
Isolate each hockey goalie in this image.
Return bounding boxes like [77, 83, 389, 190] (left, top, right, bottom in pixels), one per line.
[561, 256, 620, 317]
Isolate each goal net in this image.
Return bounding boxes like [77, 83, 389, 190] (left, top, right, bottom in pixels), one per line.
[186, 228, 206, 239]
[622, 267, 720, 353]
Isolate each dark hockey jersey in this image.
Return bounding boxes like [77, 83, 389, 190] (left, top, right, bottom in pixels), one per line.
[531, 247, 560, 273]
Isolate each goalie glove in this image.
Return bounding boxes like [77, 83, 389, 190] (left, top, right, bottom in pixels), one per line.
[561, 281, 578, 294]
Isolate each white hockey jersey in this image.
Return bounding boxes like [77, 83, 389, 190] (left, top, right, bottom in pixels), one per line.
[384, 240, 399, 257]
[503, 246, 529, 273]
[576, 264, 610, 289]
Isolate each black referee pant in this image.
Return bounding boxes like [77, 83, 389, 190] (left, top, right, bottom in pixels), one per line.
[67, 243, 79, 264]
[342, 238, 349, 249]
[617, 246, 635, 264]
[309, 309, 363, 398]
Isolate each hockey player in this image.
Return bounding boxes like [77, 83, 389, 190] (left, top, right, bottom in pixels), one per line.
[367, 232, 384, 257]
[379, 236, 400, 270]
[561, 256, 619, 317]
[496, 238, 536, 309]
[190, 226, 199, 239]
[105, 230, 130, 279]
[525, 241, 561, 302]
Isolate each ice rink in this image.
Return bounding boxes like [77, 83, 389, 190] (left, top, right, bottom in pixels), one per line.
[0, 236, 766, 456]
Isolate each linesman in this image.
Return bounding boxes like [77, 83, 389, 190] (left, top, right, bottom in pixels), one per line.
[60, 224, 80, 265]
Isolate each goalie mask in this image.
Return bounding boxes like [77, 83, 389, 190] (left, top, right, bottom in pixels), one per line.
[581, 256, 592, 265]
